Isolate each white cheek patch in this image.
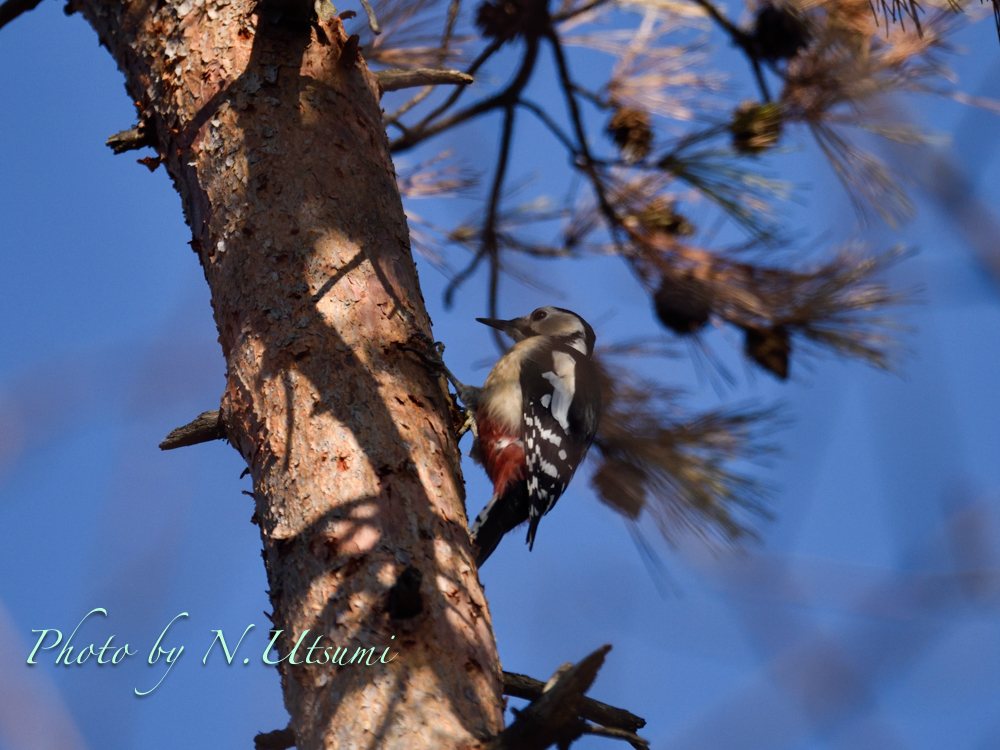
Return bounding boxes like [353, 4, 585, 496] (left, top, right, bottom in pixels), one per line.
[541, 351, 576, 431]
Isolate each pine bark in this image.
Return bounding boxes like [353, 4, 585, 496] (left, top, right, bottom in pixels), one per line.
[75, 1, 504, 747]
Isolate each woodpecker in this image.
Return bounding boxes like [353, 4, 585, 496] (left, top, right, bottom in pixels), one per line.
[441, 307, 602, 566]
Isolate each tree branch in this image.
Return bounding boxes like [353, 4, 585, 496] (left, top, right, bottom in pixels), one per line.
[394, 36, 504, 133]
[547, 31, 628, 252]
[483, 104, 515, 348]
[443, 101, 517, 326]
[383, 0, 463, 125]
[688, 0, 772, 101]
[441, 0, 462, 51]
[159, 410, 226, 450]
[582, 723, 651, 749]
[487, 645, 612, 750]
[552, 0, 613, 23]
[254, 727, 295, 750]
[106, 121, 157, 154]
[377, 68, 474, 92]
[517, 99, 578, 154]
[502, 671, 647, 733]
[390, 37, 536, 152]
[357, 0, 381, 33]
[487, 242, 503, 349]
[0, 0, 42, 32]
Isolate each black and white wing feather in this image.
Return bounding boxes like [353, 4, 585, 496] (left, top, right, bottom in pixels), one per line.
[520, 346, 601, 549]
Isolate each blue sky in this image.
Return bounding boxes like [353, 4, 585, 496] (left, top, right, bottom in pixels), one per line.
[1, 2, 999, 749]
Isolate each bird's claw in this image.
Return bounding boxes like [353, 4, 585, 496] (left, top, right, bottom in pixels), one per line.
[400, 333, 480, 410]
[456, 409, 477, 440]
[400, 334, 447, 376]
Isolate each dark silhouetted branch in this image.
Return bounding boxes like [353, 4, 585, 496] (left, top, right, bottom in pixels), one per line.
[482, 104, 515, 346]
[106, 121, 157, 154]
[553, 0, 613, 22]
[377, 68, 474, 91]
[689, 0, 772, 101]
[582, 723, 650, 749]
[487, 645, 613, 750]
[441, 102, 516, 319]
[441, 0, 462, 50]
[383, 0, 463, 125]
[254, 726, 295, 750]
[159, 410, 226, 450]
[440, 35, 538, 318]
[518, 99, 577, 154]
[0, 0, 42, 32]
[390, 37, 536, 152]
[502, 670, 647, 734]
[388, 37, 503, 135]
[547, 31, 627, 250]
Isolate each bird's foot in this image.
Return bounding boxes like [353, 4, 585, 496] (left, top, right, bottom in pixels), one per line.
[400, 333, 481, 409]
[399, 332, 446, 375]
[456, 408, 477, 440]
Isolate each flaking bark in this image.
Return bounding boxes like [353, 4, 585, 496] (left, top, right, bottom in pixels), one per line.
[75, 2, 504, 747]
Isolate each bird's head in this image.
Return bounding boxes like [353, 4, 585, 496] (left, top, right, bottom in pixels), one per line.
[476, 306, 596, 356]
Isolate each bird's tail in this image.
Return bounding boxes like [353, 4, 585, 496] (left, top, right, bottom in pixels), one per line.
[469, 482, 530, 567]
[526, 511, 542, 551]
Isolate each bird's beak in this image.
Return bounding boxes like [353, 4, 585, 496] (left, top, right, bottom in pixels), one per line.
[476, 316, 531, 342]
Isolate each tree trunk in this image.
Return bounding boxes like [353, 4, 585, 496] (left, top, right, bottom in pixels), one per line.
[76, 1, 504, 746]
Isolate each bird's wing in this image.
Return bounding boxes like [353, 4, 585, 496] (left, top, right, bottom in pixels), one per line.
[520, 346, 601, 548]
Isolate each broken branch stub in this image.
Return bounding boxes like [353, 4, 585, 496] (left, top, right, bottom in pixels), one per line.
[488, 645, 612, 750]
[377, 68, 474, 92]
[502, 670, 646, 734]
[159, 410, 226, 450]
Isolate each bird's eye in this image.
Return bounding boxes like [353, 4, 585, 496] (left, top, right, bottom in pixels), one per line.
[532, 310, 548, 321]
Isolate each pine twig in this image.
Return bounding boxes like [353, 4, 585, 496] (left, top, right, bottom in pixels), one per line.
[357, 0, 381, 34]
[482, 105, 516, 346]
[390, 37, 535, 152]
[393, 37, 504, 135]
[688, 0, 772, 101]
[254, 727, 295, 750]
[582, 723, 651, 749]
[553, 0, 613, 22]
[488, 645, 620, 750]
[383, 0, 464, 125]
[518, 99, 578, 154]
[106, 121, 157, 154]
[159, 410, 226, 450]
[377, 68, 474, 91]
[502, 671, 647, 733]
[547, 31, 629, 254]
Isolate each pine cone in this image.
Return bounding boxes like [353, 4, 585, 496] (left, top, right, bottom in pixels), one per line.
[730, 101, 783, 154]
[606, 107, 653, 162]
[636, 198, 694, 237]
[654, 274, 711, 335]
[476, 0, 548, 41]
[592, 458, 648, 519]
[752, 4, 811, 62]
[744, 325, 791, 379]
